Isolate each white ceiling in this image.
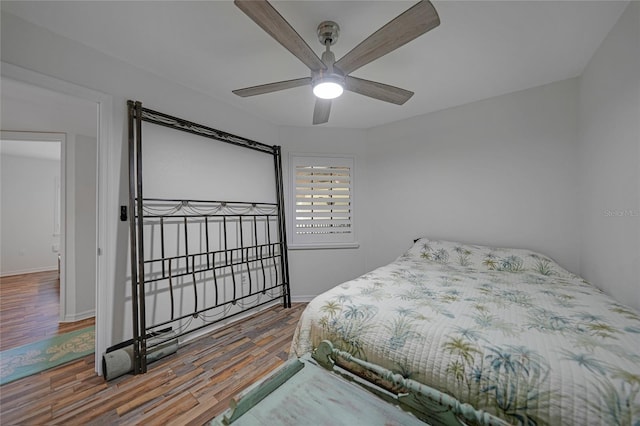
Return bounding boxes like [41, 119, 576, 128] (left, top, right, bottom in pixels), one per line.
[1, 1, 628, 129]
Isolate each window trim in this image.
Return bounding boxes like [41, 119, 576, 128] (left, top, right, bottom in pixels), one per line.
[287, 152, 358, 250]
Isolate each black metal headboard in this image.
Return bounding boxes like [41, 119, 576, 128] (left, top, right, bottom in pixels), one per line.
[127, 101, 290, 374]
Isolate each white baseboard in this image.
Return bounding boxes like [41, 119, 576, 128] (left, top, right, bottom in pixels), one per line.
[291, 295, 316, 303]
[62, 309, 95, 323]
[179, 300, 281, 345]
[1, 266, 58, 278]
[178, 297, 314, 346]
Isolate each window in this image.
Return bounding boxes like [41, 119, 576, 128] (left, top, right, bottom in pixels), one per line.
[288, 154, 357, 249]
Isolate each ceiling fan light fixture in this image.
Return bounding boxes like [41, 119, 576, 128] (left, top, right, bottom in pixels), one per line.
[233, 0, 441, 123]
[313, 79, 344, 99]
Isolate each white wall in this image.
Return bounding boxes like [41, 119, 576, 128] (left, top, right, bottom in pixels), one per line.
[279, 126, 369, 299]
[72, 135, 97, 318]
[141, 123, 276, 203]
[364, 78, 580, 273]
[1, 154, 60, 274]
[578, 1, 640, 310]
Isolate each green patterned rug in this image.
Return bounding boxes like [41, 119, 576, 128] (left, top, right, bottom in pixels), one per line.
[0, 326, 94, 385]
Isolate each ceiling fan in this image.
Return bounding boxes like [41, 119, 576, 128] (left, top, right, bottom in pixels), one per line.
[233, 0, 440, 125]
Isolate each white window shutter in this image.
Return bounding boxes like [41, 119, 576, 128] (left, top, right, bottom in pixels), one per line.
[289, 154, 356, 248]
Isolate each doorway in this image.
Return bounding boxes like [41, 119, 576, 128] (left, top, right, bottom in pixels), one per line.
[0, 78, 99, 366]
[0, 136, 64, 282]
[1, 63, 113, 376]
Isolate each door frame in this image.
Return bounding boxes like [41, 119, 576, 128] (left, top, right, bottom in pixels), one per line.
[2, 62, 114, 375]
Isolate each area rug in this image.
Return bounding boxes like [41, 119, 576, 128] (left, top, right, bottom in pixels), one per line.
[0, 326, 94, 385]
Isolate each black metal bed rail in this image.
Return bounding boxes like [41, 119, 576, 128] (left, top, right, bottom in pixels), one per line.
[138, 106, 275, 155]
[143, 197, 278, 207]
[142, 244, 283, 283]
[128, 100, 291, 374]
[144, 296, 286, 351]
[146, 281, 286, 336]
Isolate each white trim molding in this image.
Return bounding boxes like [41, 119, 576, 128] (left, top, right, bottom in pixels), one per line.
[2, 62, 114, 376]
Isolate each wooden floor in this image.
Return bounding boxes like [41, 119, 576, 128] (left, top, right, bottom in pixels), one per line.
[0, 302, 307, 425]
[0, 270, 95, 351]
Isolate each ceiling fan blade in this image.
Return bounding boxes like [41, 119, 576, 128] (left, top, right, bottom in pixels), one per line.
[313, 98, 332, 125]
[233, 77, 311, 97]
[334, 0, 440, 75]
[345, 76, 413, 105]
[235, 0, 326, 72]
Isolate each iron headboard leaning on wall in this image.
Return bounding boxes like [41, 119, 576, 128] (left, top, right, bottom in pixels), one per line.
[127, 100, 290, 374]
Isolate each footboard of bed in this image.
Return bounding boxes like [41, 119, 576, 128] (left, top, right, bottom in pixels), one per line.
[313, 340, 511, 426]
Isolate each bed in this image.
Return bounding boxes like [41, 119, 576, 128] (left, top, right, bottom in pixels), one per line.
[292, 238, 640, 425]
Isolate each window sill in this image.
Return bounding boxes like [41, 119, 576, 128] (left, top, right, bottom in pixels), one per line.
[288, 242, 360, 250]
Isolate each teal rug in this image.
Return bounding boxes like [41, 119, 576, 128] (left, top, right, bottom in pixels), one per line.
[0, 326, 94, 385]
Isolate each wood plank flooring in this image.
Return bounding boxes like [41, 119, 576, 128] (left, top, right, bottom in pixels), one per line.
[0, 270, 95, 351]
[0, 302, 307, 425]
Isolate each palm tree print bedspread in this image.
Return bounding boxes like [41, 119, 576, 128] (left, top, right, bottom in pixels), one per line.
[291, 238, 640, 426]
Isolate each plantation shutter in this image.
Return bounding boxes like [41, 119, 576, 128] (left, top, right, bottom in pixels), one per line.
[289, 154, 356, 247]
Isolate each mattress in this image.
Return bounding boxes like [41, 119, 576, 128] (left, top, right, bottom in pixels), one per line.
[291, 238, 640, 425]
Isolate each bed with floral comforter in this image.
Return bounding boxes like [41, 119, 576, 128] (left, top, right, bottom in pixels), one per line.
[291, 238, 640, 426]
